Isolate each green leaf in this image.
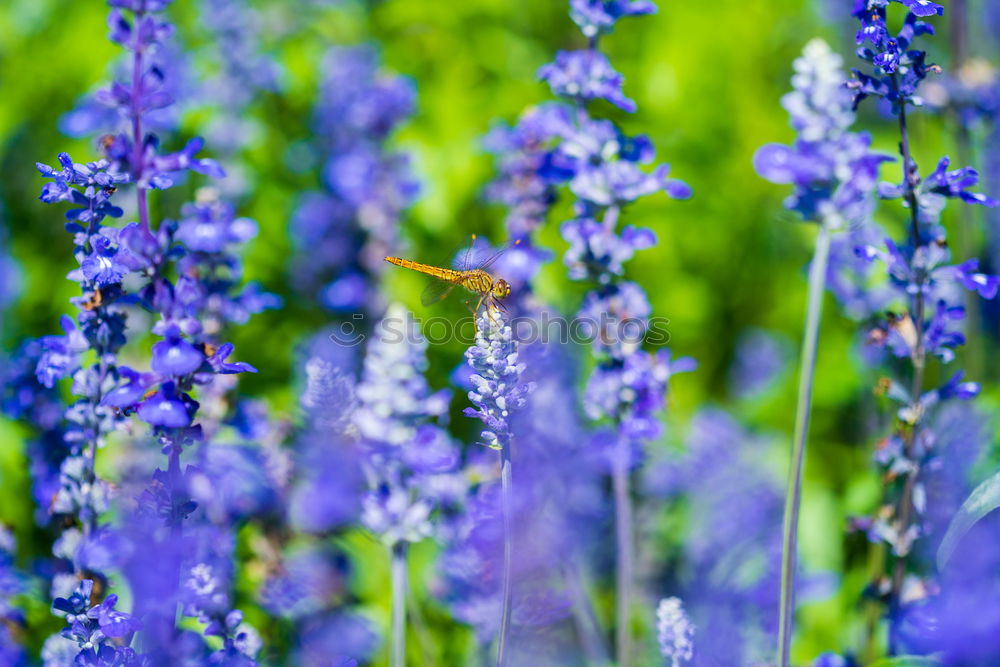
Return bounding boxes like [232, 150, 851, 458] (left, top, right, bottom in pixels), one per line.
[868, 656, 940, 667]
[937, 470, 1000, 571]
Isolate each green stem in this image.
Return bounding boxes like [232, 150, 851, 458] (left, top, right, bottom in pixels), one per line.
[391, 542, 408, 667]
[888, 94, 927, 655]
[777, 223, 832, 667]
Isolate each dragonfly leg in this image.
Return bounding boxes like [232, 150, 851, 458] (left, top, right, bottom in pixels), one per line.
[485, 297, 503, 327]
[472, 293, 490, 327]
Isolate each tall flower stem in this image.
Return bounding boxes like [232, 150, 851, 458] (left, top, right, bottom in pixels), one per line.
[391, 542, 408, 667]
[888, 99, 927, 652]
[497, 443, 514, 667]
[777, 223, 832, 667]
[613, 438, 634, 667]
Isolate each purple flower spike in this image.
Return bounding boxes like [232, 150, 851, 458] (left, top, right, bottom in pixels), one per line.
[464, 310, 534, 450]
[539, 50, 636, 112]
[570, 0, 657, 38]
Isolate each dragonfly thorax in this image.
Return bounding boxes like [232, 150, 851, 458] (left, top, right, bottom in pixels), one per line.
[460, 269, 496, 296]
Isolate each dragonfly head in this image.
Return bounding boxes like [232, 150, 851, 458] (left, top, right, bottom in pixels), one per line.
[492, 278, 511, 300]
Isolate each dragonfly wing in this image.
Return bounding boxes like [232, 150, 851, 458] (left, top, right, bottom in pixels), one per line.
[421, 278, 457, 307]
[479, 238, 521, 271]
[454, 234, 478, 272]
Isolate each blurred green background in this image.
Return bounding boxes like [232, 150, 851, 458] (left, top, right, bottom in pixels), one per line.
[1, 0, 997, 664]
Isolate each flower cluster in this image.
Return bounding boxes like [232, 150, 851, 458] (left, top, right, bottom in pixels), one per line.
[272, 354, 376, 664]
[355, 304, 458, 544]
[50, 579, 142, 664]
[535, 0, 691, 470]
[530, 3, 694, 662]
[483, 105, 563, 298]
[644, 408, 785, 664]
[291, 46, 418, 313]
[656, 597, 694, 667]
[755, 39, 889, 230]
[463, 310, 533, 451]
[849, 0, 943, 108]
[197, 0, 280, 166]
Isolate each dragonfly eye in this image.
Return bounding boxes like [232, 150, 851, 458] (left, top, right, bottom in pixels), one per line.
[494, 279, 511, 298]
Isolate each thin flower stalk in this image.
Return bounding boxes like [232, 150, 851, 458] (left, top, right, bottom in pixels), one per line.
[778, 223, 831, 664]
[755, 38, 890, 662]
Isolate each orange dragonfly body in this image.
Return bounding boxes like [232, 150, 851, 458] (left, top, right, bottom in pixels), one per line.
[384, 236, 516, 316]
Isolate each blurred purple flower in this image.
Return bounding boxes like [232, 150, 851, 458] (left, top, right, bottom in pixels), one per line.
[539, 50, 636, 112]
[570, 0, 656, 38]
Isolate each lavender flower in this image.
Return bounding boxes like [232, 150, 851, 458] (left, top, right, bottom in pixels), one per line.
[483, 105, 565, 297]
[0, 225, 19, 311]
[643, 408, 785, 665]
[656, 597, 694, 667]
[29, 0, 273, 661]
[463, 309, 533, 664]
[355, 305, 455, 541]
[842, 2, 999, 655]
[754, 38, 890, 664]
[197, 0, 281, 168]
[349, 305, 459, 664]
[270, 353, 375, 665]
[289, 357, 364, 534]
[290, 46, 417, 314]
[539, 50, 636, 112]
[0, 527, 27, 665]
[537, 3, 691, 663]
[848, 1, 941, 108]
[464, 311, 533, 452]
[754, 39, 889, 230]
[51, 579, 141, 662]
[570, 0, 656, 38]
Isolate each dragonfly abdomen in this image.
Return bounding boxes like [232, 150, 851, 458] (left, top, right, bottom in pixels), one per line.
[384, 256, 462, 283]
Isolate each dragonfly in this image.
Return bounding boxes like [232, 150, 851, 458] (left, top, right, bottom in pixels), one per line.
[384, 235, 519, 318]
